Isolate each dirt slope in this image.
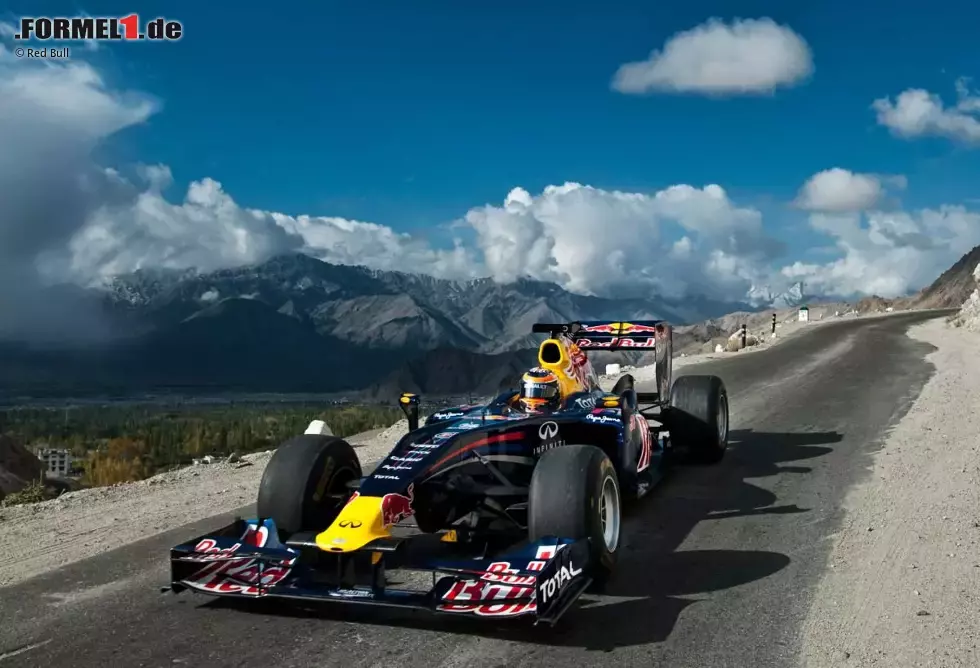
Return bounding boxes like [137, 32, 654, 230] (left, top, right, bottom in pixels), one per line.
[0, 435, 43, 501]
[799, 318, 980, 667]
[911, 243, 980, 309]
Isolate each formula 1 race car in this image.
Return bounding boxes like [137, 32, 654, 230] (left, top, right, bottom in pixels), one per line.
[163, 320, 729, 625]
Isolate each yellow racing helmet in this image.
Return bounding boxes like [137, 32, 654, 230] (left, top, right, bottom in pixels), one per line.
[519, 367, 561, 413]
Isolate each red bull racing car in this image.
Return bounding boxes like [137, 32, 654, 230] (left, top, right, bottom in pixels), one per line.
[163, 320, 729, 625]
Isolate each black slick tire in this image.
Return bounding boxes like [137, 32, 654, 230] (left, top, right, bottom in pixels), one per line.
[256, 434, 362, 540]
[666, 375, 729, 464]
[528, 444, 621, 587]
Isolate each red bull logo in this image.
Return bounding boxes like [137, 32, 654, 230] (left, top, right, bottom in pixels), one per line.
[576, 337, 656, 349]
[580, 322, 661, 335]
[381, 483, 415, 528]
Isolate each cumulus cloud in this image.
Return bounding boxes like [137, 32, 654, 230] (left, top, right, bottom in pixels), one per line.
[783, 206, 980, 297]
[873, 77, 980, 143]
[41, 176, 783, 305]
[795, 168, 885, 212]
[611, 17, 813, 95]
[464, 182, 783, 300]
[0, 38, 157, 342]
[785, 168, 979, 296]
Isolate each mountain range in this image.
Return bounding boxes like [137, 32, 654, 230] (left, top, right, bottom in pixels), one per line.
[0, 253, 814, 399]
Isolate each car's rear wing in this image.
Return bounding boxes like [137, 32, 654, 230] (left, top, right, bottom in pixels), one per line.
[532, 320, 670, 350]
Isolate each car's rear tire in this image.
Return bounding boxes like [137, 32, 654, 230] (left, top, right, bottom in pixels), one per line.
[528, 444, 620, 586]
[256, 434, 362, 540]
[665, 375, 729, 464]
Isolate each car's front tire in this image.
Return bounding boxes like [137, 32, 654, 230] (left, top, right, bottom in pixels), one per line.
[528, 444, 621, 587]
[256, 434, 362, 540]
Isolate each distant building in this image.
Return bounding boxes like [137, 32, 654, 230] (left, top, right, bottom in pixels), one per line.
[798, 305, 810, 323]
[36, 448, 74, 477]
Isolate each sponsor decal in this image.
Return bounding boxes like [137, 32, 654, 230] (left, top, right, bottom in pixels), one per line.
[410, 443, 441, 450]
[334, 588, 374, 598]
[433, 432, 456, 441]
[455, 421, 482, 430]
[438, 562, 536, 617]
[380, 483, 415, 528]
[183, 525, 296, 596]
[580, 322, 659, 335]
[381, 464, 413, 472]
[338, 520, 362, 529]
[573, 395, 597, 409]
[576, 336, 656, 349]
[586, 413, 621, 425]
[436, 545, 566, 617]
[537, 559, 583, 606]
[432, 411, 465, 420]
[534, 420, 565, 455]
[389, 455, 425, 463]
[539, 421, 558, 439]
[373, 474, 400, 480]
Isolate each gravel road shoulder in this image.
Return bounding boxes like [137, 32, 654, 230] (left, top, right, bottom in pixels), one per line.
[799, 318, 980, 667]
[0, 423, 409, 588]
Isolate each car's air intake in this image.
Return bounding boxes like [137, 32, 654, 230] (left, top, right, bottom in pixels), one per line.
[539, 340, 562, 365]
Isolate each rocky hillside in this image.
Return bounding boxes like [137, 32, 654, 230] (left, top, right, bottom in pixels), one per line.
[0, 435, 43, 501]
[948, 260, 980, 331]
[100, 253, 768, 354]
[1, 253, 813, 396]
[909, 244, 980, 309]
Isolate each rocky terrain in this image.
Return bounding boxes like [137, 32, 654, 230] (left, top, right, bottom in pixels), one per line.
[0, 435, 43, 502]
[948, 260, 980, 332]
[909, 243, 980, 310]
[800, 317, 980, 667]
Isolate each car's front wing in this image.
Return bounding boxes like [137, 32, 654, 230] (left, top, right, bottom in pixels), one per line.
[164, 518, 593, 626]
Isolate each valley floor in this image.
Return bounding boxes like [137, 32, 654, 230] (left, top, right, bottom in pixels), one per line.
[798, 318, 980, 667]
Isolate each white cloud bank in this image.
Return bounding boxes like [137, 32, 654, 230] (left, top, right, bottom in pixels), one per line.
[0, 29, 157, 341]
[873, 78, 980, 143]
[612, 17, 813, 95]
[2, 30, 979, 342]
[783, 207, 980, 297]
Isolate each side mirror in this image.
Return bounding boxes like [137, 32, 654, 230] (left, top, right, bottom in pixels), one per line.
[399, 393, 420, 432]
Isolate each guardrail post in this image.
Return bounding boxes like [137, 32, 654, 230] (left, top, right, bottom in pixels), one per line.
[741, 324, 746, 348]
[772, 313, 776, 334]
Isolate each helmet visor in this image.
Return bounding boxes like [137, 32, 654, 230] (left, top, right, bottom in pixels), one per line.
[522, 381, 558, 400]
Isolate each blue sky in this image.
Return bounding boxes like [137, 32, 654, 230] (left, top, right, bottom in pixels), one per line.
[16, 1, 979, 213]
[3, 0, 980, 304]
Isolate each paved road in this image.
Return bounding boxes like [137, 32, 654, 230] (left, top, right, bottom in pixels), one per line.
[0, 311, 950, 668]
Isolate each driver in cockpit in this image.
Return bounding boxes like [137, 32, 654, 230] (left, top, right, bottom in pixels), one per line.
[514, 367, 562, 414]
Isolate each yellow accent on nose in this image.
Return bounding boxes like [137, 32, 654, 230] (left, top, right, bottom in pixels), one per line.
[315, 495, 390, 553]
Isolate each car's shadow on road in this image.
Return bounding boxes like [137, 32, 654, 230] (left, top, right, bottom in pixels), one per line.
[203, 428, 841, 651]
